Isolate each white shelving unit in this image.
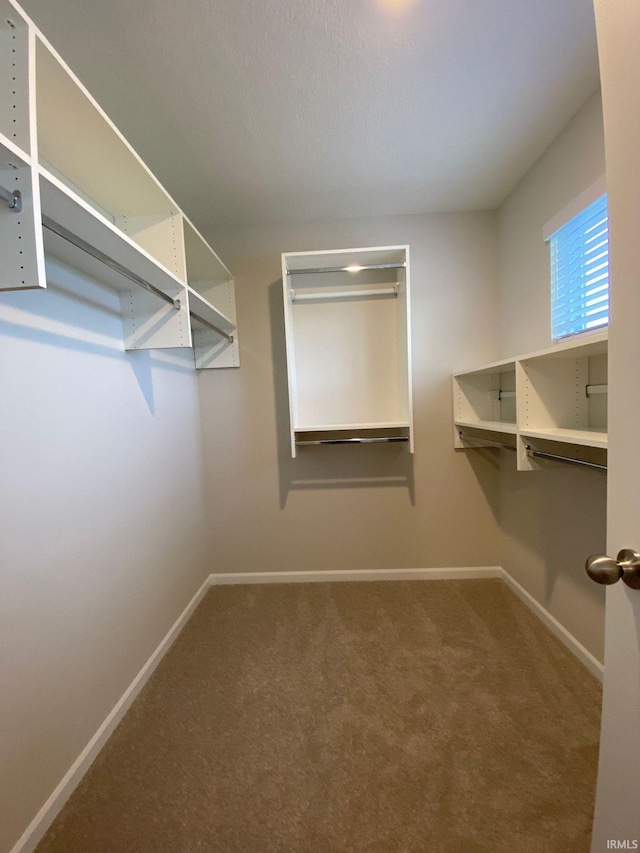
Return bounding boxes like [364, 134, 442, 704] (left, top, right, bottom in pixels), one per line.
[282, 246, 413, 457]
[0, 0, 238, 369]
[453, 331, 608, 471]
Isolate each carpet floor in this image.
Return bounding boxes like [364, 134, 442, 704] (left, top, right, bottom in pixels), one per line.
[36, 580, 601, 853]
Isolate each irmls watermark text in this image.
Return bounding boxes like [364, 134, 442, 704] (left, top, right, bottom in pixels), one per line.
[607, 842, 639, 850]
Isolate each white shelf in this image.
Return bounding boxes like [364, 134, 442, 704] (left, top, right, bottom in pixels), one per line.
[294, 422, 411, 449]
[453, 333, 608, 470]
[283, 246, 413, 457]
[285, 245, 406, 272]
[520, 428, 608, 449]
[522, 331, 608, 362]
[295, 421, 410, 432]
[0, 0, 239, 368]
[453, 357, 516, 378]
[455, 420, 517, 435]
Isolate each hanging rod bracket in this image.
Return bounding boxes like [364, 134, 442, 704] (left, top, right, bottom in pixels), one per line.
[0, 185, 22, 213]
[586, 384, 608, 397]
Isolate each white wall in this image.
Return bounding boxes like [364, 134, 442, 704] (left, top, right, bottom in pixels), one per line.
[0, 259, 211, 852]
[497, 89, 607, 662]
[499, 90, 606, 355]
[201, 213, 505, 576]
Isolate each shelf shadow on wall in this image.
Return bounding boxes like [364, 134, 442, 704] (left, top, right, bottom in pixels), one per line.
[269, 280, 415, 509]
[454, 445, 502, 525]
[0, 272, 196, 420]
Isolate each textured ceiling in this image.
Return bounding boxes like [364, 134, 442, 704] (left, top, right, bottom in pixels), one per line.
[19, 0, 600, 229]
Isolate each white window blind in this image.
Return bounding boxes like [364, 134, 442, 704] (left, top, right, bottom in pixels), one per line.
[550, 193, 609, 340]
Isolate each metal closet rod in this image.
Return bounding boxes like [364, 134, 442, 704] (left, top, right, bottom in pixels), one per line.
[458, 431, 606, 471]
[495, 387, 606, 401]
[296, 436, 409, 446]
[42, 215, 181, 309]
[42, 215, 234, 343]
[498, 385, 609, 400]
[291, 286, 397, 302]
[287, 261, 406, 276]
[189, 310, 234, 343]
[1, 184, 22, 213]
[525, 446, 607, 471]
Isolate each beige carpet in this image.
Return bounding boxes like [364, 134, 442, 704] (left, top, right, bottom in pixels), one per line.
[36, 580, 601, 852]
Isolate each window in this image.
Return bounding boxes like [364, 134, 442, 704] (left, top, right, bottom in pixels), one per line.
[549, 193, 609, 340]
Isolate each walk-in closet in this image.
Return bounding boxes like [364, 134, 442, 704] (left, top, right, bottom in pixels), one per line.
[1, 1, 639, 851]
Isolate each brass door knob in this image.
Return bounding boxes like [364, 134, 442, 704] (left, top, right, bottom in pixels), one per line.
[585, 549, 640, 589]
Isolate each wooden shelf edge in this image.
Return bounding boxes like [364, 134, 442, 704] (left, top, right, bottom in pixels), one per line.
[522, 331, 608, 363]
[295, 422, 411, 433]
[519, 428, 608, 449]
[453, 359, 517, 378]
[454, 420, 517, 435]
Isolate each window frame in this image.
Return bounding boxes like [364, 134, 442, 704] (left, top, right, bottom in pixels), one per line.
[543, 176, 609, 342]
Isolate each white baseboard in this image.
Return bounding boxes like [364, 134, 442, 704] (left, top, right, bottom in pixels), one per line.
[498, 568, 604, 682]
[9, 575, 211, 853]
[209, 567, 503, 585]
[10, 563, 602, 852]
[209, 567, 604, 681]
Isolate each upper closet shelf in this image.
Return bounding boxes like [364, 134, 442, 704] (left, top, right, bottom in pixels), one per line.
[296, 421, 411, 431]
[453, 331, 608, 471]
[455, 419, 517, 436]
[453, 356, 517, 377]
[0, 0, 238, 369]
